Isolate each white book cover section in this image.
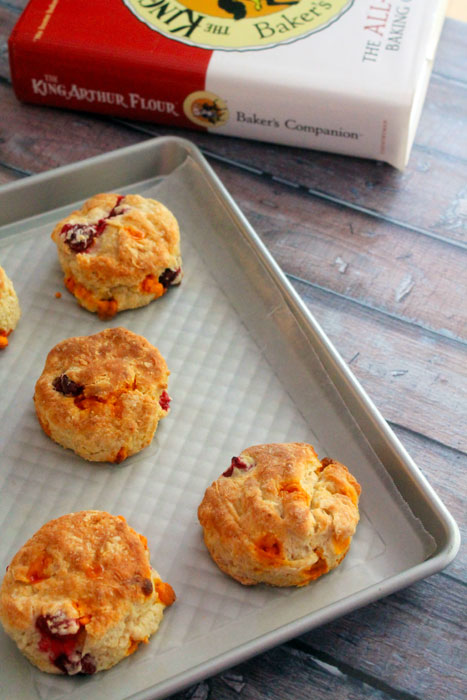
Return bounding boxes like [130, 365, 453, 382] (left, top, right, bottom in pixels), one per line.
[205, 0, 447, 168]
[0, 158, 435, 700]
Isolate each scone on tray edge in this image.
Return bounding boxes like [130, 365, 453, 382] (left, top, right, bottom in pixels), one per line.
[0, 264, 21, 349]
[0, 511, 175, 675]
[198, 442, 361, 587]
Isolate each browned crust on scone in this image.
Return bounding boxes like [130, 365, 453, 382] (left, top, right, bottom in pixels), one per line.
[51, 193, 182, 316]
[198, 443, 361, 587]
[0, 511, 173, 639]
[34, 327, 170, 462]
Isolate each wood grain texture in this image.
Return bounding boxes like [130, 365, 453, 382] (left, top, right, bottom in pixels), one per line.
[297, 574, 466, 700]
[168, 644, 415, 700]
[0, 163, 23, 184]
[0, 5, 19, 82]
[295, 280, 467, 452]
[435, 19, 467, 81]
[0, 0, 23, 10]
[212, 163, 467, 341]
[0, 85, 147, 172]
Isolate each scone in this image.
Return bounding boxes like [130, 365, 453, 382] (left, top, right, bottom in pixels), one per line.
[0, 511, 175, 675]
[51, 193, 182, 319]
[0, 264, 21, 348]
[34, 327, 171, 462]
[198, 442, 361, 586]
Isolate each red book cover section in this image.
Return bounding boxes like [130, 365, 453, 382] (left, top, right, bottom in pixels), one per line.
[8, 0, 212, 128]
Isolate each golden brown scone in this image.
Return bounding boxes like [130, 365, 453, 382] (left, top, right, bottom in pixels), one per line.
[51, 193, 182, 319]
[198, 443, 361, 587]
[0, 264, 21, 349]
[0, 511, 175, 675]
[34, 327, 171, 462]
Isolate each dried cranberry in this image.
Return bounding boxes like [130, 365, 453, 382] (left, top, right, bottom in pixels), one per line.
[36, 612, 80, 640]
[107, 195, 125, 219]
[52, 374, 84, 397]
[35, 614, 50, 637]
[158, 268, 180, 289]
[61, 196, 126, 253]
[54, 652, 82, 675]
[53, 651, 96, 675]
[141, 578, 153, 596]
[60, 222, 103, 253]
[36, 613, 93, 674]
[222, 456, 251, 477]
[159, 391, 171, 411]
[81, 653, 97, 675]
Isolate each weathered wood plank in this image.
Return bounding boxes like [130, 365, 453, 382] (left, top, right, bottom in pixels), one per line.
[0, 83, 144, 172]
[290, 278, 466, 452]
[416, 73, 467, 162]
[0, 0, 23, 11]
[0, 6, 19, 82]
[434, 18, 467, 82]
[0, 163, 22, 184]
[212, 162, 467, 342]
[298, 573, 466, 700]
[168, 643, 407, 700]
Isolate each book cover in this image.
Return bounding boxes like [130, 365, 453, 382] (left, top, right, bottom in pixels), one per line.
[8, 0, 447, 168]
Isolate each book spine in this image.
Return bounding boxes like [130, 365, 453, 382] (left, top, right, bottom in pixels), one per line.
[8, 1, 212, 130]
[9, 49, 200, 130]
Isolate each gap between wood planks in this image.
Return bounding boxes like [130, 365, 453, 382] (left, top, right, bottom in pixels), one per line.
[287, 640, 423, 700]
[432, 71, 467, 90]
[287, 273, 467, 348]
[0, 1, 21, 14]
[388, 421, 467, 462]
[0, 160, 31, 177]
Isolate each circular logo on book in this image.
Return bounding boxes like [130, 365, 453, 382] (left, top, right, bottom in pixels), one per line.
[124, 0, 354, 50]
[183, 91, 229, 127]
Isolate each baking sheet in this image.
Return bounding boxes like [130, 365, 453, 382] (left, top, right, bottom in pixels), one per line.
[0, 151, 447, 700]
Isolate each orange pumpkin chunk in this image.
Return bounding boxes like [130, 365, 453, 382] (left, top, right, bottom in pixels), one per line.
[255, 534, 282, 559]
[332, 535, 351, 556]
[140, 274, 165, 298]
[27, 553, 53, 583]
[65, 275, 118, 319]
[303, 550, 329, 582]
[155, 581, 176, 606]
[114, 446, 128, 463]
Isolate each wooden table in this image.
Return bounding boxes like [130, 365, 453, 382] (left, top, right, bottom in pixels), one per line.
[1, 3, 466, 699]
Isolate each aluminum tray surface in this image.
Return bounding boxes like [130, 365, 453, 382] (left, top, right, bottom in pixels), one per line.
[0, 138, 459, 700]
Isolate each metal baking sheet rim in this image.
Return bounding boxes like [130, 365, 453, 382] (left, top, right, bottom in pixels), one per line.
[0, 136, 460, 700]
